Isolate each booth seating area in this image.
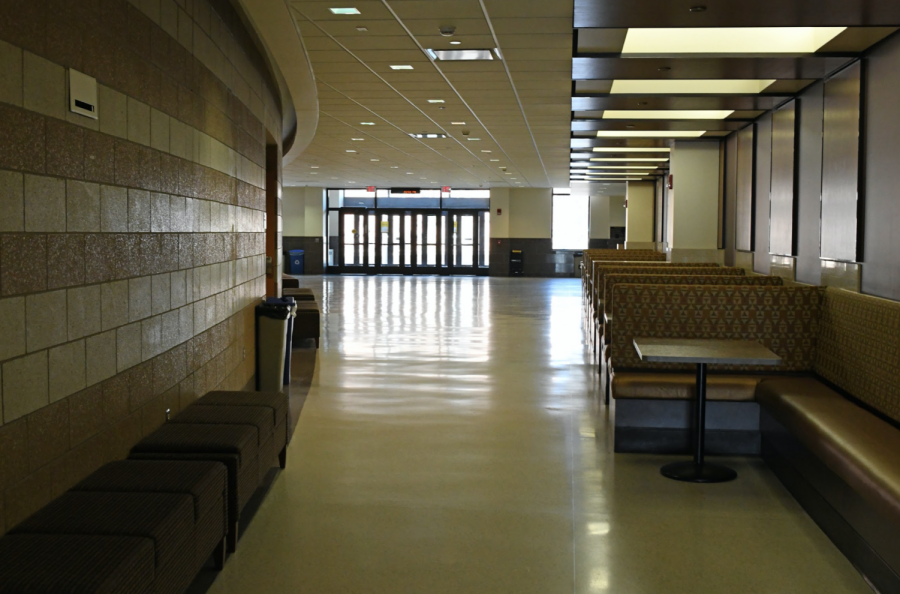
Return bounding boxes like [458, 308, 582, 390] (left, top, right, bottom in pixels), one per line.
[0, 390, 291, 594]
[582, 255, 900, 593]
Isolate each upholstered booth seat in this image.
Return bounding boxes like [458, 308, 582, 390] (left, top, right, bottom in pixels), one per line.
[292, 301, 320, 347]
[72, 460, 229, 572]
[195, 390, 292, 464]
[757, 377, 900, 530]
[170, 406, 277, 482]
[10, 492, 196, 594]
[0, 533, 155, 594]
[612, 372, 778, 402]
[129, 424, 259, 553]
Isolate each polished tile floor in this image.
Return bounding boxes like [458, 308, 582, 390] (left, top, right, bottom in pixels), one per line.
[207, 276, 871, 594]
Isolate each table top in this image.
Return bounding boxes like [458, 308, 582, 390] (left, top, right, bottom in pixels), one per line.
[633, 338, 782, 365]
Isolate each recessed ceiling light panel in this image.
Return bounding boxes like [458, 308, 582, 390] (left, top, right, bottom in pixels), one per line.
[610, 79, 775, 94]
[390, 65, 414, 70]
[621, 27, 846, 54]
[409, 133, 447, 139]
[602, 110, 734, 120]
[595, 130, 706, 138]
[590, 157, 669, 162]
[592, 147, 671, 153]
[427, 49, 495, 61]
[329, 7, 360, 14]
[427, 99, 445, 104]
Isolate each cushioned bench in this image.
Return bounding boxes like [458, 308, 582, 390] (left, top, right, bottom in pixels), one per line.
[0, 534, 155, 594]
[129, 424, 260, 553]
[292, 301, 320, 347]
[608, 284, 823, 454]
[755, 289, 900, 592]
[72, 460, 228, 573]
[283, 287, 316, 301]
[10, 492, 196, 594]
[196, 390, 292, 467]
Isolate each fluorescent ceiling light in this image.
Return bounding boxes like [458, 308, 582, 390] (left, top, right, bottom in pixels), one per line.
[390, 65, 414, 70]
[428, 49, 494, 61]
[409, 133, 447, 139]
[572, 178, 643, 182]
[329, 7, 360, 15]
[345, 150, 356, 153]
[596, 130, 705, 138]
[451, 121, 466, 125]
[586, 165, 659, 169]
[490, 159, 500, 162]
[592, 147, 671, 153]
[310, 166, 319, 168]
[610, 79, 775, 94]
[360, 122, 375, 125]
[602, 110, 734, 120]
[590, 158, 669, 162]
[621, 27, 846, 54]
[351, 138, 364, 140]
[370, 159, 379, 161]
[450, 40, 461, 45]
[427, 99, 445, 104]
[390, 166, 399, 168]
[467, 138, 480, 141]
[481, 150, 491, 153]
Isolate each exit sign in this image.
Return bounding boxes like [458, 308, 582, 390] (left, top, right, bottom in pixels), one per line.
[367, 186, 375, 192]
[442, 186, 451, 193]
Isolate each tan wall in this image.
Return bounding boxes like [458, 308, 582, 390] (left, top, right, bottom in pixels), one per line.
[489, 187, 509, 239]
[609, 195, 626, 227]
[625, 183, 654, 242]
[283, 186, 324, 237]
[589, 195, 610, 239]
[508, 188, 551, 239]
[0, 0, 282, 534]
[670, 140, 721, 249]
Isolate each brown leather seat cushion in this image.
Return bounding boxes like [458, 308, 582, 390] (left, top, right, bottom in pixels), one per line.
[612, 372, 774, 401]
[757, 377, 900, 529]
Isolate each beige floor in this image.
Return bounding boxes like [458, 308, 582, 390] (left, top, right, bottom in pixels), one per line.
[206, 275, 871, 594]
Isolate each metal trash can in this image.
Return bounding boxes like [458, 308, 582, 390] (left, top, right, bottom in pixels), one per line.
[288, 250, 305, 275]
[510, 249, 524, 276]
[255, 298, 297, 392]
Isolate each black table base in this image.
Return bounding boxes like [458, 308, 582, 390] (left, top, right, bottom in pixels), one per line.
[661, 362, 737, 484]
[661, 460, 737, 483]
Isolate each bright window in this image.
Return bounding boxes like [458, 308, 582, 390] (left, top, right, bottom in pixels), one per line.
[552, 192, 589, 250]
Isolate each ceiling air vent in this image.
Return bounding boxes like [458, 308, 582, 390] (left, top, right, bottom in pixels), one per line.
[426, 49, 499, 61]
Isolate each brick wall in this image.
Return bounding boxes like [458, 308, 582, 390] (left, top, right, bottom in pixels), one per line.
[0, 0, 282, 534]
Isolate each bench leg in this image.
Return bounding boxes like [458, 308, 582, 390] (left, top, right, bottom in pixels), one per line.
[214, 538, 226, 570]
[604, 363, 610, 406]
[279, 446, 287, 469]
[227, 522, 239, 553]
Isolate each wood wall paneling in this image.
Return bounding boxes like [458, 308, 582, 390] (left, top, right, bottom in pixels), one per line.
[769, 99, 798, 257]
[796, 84, 825, 286]
[862, 30, 900, 300]
[735, 125, 756, 251]
[821, 60, 864, 263]
[723, 134, 738, 266]
[754, 114, 773, 274]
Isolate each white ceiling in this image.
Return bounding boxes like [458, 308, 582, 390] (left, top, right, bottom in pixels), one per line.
[280, 0, 574, 189]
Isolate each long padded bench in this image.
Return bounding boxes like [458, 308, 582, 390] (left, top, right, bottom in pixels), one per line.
[0, 390, 292, 593]
[608, 284, 900, 591]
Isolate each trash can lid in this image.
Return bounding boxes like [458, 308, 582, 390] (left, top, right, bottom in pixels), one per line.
[256, 301, 293, 320]
[289, 249, 304, 255]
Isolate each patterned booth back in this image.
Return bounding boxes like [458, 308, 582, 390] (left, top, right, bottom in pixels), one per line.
[592, 264, 739, 313]
[610, 284, 824, 373]
[589, 261, 719, 296]
[815, 288, 900, 424]
[604, 273, 783, 320]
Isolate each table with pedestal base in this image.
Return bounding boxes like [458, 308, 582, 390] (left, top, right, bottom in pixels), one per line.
[632, 338, 782, 483]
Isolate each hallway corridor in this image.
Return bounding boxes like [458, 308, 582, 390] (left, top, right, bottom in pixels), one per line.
[207, 276, 869, 594]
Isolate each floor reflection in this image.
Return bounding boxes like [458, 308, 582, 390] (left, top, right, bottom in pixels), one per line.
[200, 275, 871, 594]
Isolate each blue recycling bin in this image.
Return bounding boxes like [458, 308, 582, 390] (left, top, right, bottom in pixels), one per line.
[288, 250, 305, 275]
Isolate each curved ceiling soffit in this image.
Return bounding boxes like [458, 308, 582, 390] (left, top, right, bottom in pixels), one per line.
[237, 0, 319, 165]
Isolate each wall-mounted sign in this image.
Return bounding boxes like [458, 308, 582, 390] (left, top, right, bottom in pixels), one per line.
[367, 186, 375, 192]
[390, 188, 421, 194]
[441, 186, 451, 193]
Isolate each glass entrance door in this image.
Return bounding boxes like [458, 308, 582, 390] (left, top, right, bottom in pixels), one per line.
[448, 211, 489, 275]
[340, 210, 375, 272]
[336, 208, 487, 275]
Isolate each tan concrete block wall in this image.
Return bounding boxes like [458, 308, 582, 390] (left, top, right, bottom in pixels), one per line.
[0, 0, 283, 534]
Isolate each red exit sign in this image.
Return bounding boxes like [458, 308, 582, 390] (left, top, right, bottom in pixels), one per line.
[367, 186, 375, 192]
[442, 186, 451, 193]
